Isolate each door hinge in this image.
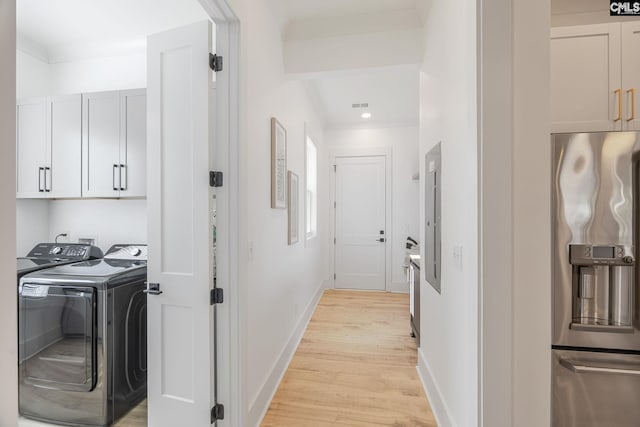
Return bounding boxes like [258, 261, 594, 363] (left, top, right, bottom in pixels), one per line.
[210, 288, 224, 305]
[334, 237, 336, 244]
[334, 273, 336, 280]
[210, 171, 223, 187]
[211, 403, 224, 423]
[209, 53, 223, 72]
[334, 201, 336, 208]
[333, 165, 336, 172]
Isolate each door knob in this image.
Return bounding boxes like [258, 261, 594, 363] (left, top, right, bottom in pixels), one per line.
[379, 230, 385, 235]
[378, 238, 385, 243]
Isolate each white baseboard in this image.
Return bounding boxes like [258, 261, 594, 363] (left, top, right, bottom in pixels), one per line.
[417, 347, 455, 427]
[248, 282, 326, 427]
[387, 281, 409, 293]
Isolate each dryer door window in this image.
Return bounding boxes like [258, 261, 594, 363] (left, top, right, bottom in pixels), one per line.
[19, 284, 97, 392]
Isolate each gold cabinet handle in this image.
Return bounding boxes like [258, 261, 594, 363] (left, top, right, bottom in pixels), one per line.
[615, 88, 623, 121]
[627, 88, 636, 121]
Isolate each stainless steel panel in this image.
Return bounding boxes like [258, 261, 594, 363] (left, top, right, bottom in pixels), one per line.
[425, 143, 441, 293]
[553, 132, 640, 351]
[553, 349, 640, 427]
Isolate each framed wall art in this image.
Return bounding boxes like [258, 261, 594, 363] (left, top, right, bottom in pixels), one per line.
[288, 171, 299, 245]
[271, 117, 287, 209]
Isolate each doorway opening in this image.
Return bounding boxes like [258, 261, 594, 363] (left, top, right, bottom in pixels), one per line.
[14, 0, 240, 425]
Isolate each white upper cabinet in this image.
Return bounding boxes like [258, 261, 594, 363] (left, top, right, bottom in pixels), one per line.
[119, 89, 146, 198]
[48, 95, 82, 198]
[82, 89, 146, 198]
[622, 21, 640, 131]
[551, 24, 622, 133]
[16, 98, 48, 198]
[82, 91, 121, 198]
[17, 95, 82, 198]
[551, 21, 640, 133]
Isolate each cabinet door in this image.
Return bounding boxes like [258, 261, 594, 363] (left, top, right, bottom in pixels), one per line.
[82, 91, 120, 198]
[48, 95, 82, 198]
[551, 24, 622, 133]
[119, 89, 146, 198]
[622, 22, 640, 131]
[16, 98, 47, 198]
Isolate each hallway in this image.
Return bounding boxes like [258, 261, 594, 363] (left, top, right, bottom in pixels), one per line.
[261, 290, 436, 427]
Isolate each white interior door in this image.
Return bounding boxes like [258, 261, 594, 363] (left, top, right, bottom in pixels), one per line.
[335, 156, 386, 290]
[147, 20, 215, 427]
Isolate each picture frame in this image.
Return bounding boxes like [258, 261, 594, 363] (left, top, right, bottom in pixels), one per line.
[288, 171, 299, 245]
[271, 117, 287, 209]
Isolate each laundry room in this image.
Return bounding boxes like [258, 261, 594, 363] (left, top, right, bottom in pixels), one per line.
[15, 1, 216, 426]
[15, 0, 212, 256]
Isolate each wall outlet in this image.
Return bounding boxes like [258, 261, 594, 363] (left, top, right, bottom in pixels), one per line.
[453, 245, 463, 271]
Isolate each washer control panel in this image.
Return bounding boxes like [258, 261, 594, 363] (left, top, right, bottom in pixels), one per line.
[26, 243, 103, 260]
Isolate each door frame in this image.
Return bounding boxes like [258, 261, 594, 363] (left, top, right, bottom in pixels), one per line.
[329, 147, 393, 291]
[197, 0, 242, 425]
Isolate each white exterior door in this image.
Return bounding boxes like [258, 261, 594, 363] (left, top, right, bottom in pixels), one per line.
[335, 156, 386, 290]
[623, 21, 640, 131]
[551, 23, 622, 133]
[147, 20, 215, 427]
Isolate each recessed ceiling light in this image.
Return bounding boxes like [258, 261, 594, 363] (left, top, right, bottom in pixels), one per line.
[361, 112, 372, 119]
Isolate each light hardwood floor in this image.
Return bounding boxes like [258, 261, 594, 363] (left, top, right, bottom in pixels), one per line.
[261, 289, 437, 427]
[113, 399, 147, 427]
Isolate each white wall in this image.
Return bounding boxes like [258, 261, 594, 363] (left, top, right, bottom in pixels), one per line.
[48, 199, 147, 253]
[325, 125, 420, 291]
[417, 0, 478, 426]
[16, 200, 49, 256]
[50, 53, 146, 95]
[241, 0, 330, 424]
[16, 49, 50, 98]
[1, 0, 18, 424]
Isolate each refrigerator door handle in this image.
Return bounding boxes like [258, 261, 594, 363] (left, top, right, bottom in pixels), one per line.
[560, 357, 640, 377]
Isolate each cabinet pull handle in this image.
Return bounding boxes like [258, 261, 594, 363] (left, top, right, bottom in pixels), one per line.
[113, 164, 119, 191]
[38, 167, 44, 192]
[44, 167, 51, 192]
[119, 164, 126, 191]
[627, 88, 636, 121]
[614, 88, 623, 121]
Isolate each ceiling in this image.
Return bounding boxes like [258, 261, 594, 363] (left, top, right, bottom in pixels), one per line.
[17, 0, 207, 55]
[275, 0, 424, 22]
[275, 0, 424, 128]
[309, 68, 420, 128]
[551, 0, 606, 15]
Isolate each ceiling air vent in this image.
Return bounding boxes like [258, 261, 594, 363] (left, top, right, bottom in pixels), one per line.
[351, 103, 369, 109]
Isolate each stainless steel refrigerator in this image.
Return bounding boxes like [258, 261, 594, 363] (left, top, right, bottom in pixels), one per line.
[552, 132, 640, 427]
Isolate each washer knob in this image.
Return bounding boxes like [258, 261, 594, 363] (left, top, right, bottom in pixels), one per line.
[623, 255, 634, 264]
[51, 246, 63, 255]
